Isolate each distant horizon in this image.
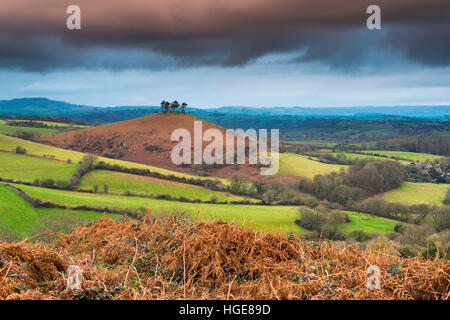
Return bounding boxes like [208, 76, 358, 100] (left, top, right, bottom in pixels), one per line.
[2, 97, 450, 110]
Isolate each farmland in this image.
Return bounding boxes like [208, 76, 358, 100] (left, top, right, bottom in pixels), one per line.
[4, 183, 303, 234]
[342, 211, 398, 234]
[382, 182, 449, 206]
[0, 151, 77, 182]
[79, 170, 246, 202]
[0, 135, 227, 183]
[277, 153, 347, 178]
[360, 150, 443, 162]
[0, 185, 118, 241]
[0, 122, 58, 136]
[282, 140, 337, 147]
[10, 119, 89, 128]
[319, 151, 411, 163]
[3, 182, 401, 236]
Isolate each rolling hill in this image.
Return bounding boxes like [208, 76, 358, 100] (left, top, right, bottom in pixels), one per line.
[2, 98, 449, 119]
[41, 112, 260, 178]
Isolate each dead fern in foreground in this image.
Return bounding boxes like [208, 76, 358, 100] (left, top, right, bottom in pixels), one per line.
[0, 216, 449, 300]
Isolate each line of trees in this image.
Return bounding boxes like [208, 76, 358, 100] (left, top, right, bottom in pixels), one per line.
[160, 100, 188, 113]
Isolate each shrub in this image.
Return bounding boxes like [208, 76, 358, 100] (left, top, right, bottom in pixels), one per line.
[394, 224, 404, 233]
[92, 185, 99, 193]
[320, 224, 347, 241]
[210, 195, 218, 203]
[349, 230, 370, 242]
[40, 178, 55, 188]
[14, 146, 27, 154]
[104, 185, 109, 193]
[55, 180, 71, 190]
[395, 224, 435, 246]
[399, 244, 423, 258]
[296, 207, 323, 231]
[144, 145, 163, 153]
[425, 206, 450, 232]
[327, 211, 350, 225]
[305, 196, 319, 208]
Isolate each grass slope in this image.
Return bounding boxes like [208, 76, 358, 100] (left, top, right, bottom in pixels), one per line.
[278, 153, 347, 178]
[0, 185, 119, 241]
[321, 152, 410, 164]
[79, 170, 247, 202]
[382, 182, 448, 206]
[0, 135, 227, 183]
[11, 120, 89, 128]
[0, 124, 58, 136]
[8, 183, 302, 234]
[343, 211, 398, 234]
[361, 150, 443, 162]
[0, 152, 77, 182]
[0, 185, 38, 236]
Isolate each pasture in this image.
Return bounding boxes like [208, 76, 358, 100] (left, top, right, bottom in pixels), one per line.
[282, 140, 337, 147]
[7, 183, 303, 234]
[0, 123, 58, 136]
[79, 170, 247, 202]
[382, 182, 448, 206]
[11, 119, 89, 128]
[0, 185, 116, 241]
[0, 151, 77, 182]
[342, 211, 398, 234]
[360, 150, 443, 162]
[277, 153, 347, 178]
[321, 152, 410, 163]
[0, 135, 227, 183]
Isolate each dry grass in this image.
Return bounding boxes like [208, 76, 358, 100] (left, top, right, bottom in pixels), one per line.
[0, 216, 448, 300]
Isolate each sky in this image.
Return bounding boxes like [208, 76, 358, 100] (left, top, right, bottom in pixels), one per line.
[0, 0, 449, 108]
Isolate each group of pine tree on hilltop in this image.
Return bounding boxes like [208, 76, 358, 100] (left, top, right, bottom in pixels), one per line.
[160, 100, 188, 113]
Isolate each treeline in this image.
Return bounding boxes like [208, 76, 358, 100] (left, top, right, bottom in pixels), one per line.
[297, 160, 408, 205]
[6, 120, 70, 130]
[295, 205, 450, 258]
[374, 135, 450, 156]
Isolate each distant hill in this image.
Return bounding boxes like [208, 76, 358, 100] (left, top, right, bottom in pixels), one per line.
[0, 98, 97, 116]
[0, 98, 449, 122]
[207, 105, 450, 118]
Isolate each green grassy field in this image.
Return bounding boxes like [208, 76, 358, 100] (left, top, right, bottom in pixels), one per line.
[1, 183, 402, 236]
[0, 135, 227, 183]
[0, 185, 116, 241]
[0, 152, 77, 182]
[0, 124, 58, 136]
[382, 182, 448, 206]
[7, 183, 303, 234]
[342, 211, 398, 234]
[321, 152, 410, 163]
[360, 150, 443, 162]
[277, 153, 347, 178]
[79, 170, 247, 202]
[282, 140, 337, 147]
[11, 119, 89, 128]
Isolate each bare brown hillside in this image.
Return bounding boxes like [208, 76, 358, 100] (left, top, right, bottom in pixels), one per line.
[41, 113, 259, 177]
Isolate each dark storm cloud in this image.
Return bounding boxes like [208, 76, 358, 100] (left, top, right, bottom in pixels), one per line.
[0, 0, 449, 71]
